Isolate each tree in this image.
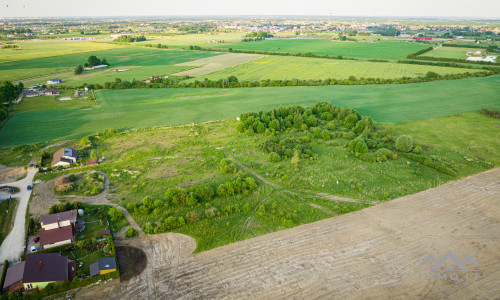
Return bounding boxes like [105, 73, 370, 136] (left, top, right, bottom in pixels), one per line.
[321, 130, 330, 140]
[87, 55, 101, 67]
[291, 150, 300, 167]
[269, 152, 281, 162]
[125, 227, 138, 238]
[395, 135, 414, 152]
[108, 207, 123, 222]
[74, 65, 84, 75]
[90, 149, 97, 160]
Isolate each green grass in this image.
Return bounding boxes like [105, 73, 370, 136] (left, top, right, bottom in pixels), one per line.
[1, 46, 219, 84]
[188, 55, 479, 81]
[425, 46, 490, 59]
[0, 199, 18, 246]
[33, 110, 499, 252]
[135, 33, 245, 47]
[14, 90, 96, 113]
[214, 39, 430, 60]
[1, 75, 499, 147]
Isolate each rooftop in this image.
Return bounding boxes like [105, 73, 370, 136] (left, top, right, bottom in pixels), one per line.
[40, 209, 77, 225]
[40, 225, 74, 247]
[3, 261, 25, 289]
[23, 253, 69, 284]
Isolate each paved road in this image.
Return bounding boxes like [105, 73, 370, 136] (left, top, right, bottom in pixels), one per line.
[0, 168, 37, 262]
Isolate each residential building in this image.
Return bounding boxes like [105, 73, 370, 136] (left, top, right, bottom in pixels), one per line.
[43, 88, 59, 96]
[51, 148, 77, 167]
[47, 78, 63, 85]
[22, 253, 76, 291]
[2, 262, 25, 293]
[39, 209, 77, 249]
[89, 257, 117, 277]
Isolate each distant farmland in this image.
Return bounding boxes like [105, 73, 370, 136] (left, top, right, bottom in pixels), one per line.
[188, 55, 481, 81]
[1, 76, 499, 146]
[215, 39, 429, 60]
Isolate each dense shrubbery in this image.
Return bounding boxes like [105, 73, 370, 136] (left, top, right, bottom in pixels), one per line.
[48, 201, 83, 214]
[395, 135, 414, 152]
[114, 35, 146, 43]
[406, 46, 434, 59]
[124, 227, 138, 238]
[479, 108, 500, 119]
[54, 172, 105, 196]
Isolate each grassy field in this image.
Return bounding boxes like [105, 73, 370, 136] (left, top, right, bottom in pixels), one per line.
[425, 46, 489, 59]
[1, 75, 499, 147]
[2, 46, 219, 84]
[187, 55, 480, 81]
[14, 90, 96, 112]
[32, 110, 500, 252]
[135, 33, 245, 47]
[0, 198, 18, 246]
[172, 53, 265, 77]
[214, 39, 430, 60]
[0, 40, 121, 63]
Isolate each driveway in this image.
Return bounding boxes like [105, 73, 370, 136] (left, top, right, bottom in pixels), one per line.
[0, 167, 38, 262]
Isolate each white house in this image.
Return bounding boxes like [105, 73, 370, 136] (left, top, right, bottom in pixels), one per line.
[47, 78, 63, 85]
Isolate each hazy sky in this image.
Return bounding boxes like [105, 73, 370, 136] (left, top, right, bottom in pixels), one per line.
[1, 0, 499, 18]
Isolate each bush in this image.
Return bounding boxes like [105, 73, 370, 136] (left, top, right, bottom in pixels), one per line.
[124, 228, 138, 238]
[108, 207, 123, 222]
[1, 260, 8, 293]
[343, 131, 357, 140]
[321, 130, 330, 140]
[344, 113, 358, 129]
[269, 152, 281, 162]
[395, 135, 414, 153]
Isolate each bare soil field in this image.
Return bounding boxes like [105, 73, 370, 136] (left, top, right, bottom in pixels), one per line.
[172, 53, 265, 77]
[74, 168, 500, 299]
[0, 164, 26, 184]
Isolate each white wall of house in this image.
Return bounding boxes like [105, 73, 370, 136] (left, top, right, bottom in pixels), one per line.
[59, 220, 72, 227]
[53, 161, 70, 168]
[42, 239, 72, 249]
[42, 223, 59, 230]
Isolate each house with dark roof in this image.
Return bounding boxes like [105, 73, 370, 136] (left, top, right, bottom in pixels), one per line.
[43, 88, 59, 96]
[89, 257, 117, 277]
[39, 209, 77, 249]
[23, 253, 75, 291]
[51, 148, 77, 167]
[47, 78, 63, 85]
[2, 261, 25, 292]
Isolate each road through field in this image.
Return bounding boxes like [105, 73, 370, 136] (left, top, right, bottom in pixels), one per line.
[75, 167, 500, 299]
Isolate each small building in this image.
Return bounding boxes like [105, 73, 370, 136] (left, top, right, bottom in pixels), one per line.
[40, 209, 77, 230]
[23, 253, 75, 291]
[51, 148, 77, 167]
[412, 37, 432, 40]
[43, 88, 59, 96]
[2, 261, 25, 293]
[25, 91, 41, 97]
[146, 75, 162, 83]
[39, 209, 77, 249]
[47, 78, 63, 85]
[86, 159, 98, 166]
[93, 65, 108, 70]
[89, 257, 117, 277]
[100, 230, 110, 235]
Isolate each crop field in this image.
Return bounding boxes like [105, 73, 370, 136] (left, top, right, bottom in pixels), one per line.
[425, 46, 489, 59]
[215, 39, 430, 60]
[187, 55, 480, 81]
[172, 53, 265, 77]
[0, 40, 121, 63]
[0, 75, 499, 147]
[135, 33, 245, 47]
[2, 46, 219, 84]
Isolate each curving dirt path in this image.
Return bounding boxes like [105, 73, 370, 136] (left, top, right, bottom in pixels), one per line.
[74, 167, 500, 299]
[30, 171, 143, 235]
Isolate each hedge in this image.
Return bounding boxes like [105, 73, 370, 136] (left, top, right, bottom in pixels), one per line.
[0, 260, 8, 294]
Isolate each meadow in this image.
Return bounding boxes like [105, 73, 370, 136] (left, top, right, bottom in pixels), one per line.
[0, 198, 18, 246]
[425, 46, 489, 59]
[1, 45, 219, 84]
[1, 75, 499, 146]
[33, 109, 500, 251]
[135, 32, 245, 47]
[187, 55, 480, 81]
[214, 39, 430, 60]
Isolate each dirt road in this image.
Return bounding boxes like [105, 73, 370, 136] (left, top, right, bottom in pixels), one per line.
[30, 171, 143, 234]
[0, 168, 37, 262]
[75, 168, 500, 299]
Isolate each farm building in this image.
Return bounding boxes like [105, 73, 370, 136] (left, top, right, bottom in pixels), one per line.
[413, 37, 432, 40]
[51, 148, 77, 167]
[47, 78, 63, 85]
[24, 91, 41, 97]
[93, 65, 108, 69]
[86, 159, 98, 166]
[39, 209, 77, 249]
[146, 75, 162, 83]
[22, 253, 76, 291]
[89, 257, 117, 277]
[43, 88, 59, 96]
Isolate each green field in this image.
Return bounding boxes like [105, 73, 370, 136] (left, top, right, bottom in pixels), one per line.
[136, 32, 245, 47]
[425, 46, 490, 59]
[1, 46, 219, 84]
[1, 76, 499, 147]
[13, 90, 96, 112]
[188, 55, 480, 81]
[214, 39, 430, 60]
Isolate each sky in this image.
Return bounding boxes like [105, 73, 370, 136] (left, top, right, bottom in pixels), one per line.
[0, 0, 499, 18]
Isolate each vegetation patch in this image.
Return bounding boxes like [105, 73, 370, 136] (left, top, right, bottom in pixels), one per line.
[0, 198, 18, 246]
[54, 172, 104, 196]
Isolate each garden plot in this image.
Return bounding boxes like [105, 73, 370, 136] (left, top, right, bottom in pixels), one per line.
[172, 53, 264, 77]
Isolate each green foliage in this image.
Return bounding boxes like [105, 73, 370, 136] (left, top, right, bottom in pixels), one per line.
[321, 130, 330, 140]
[124, 227, 138, 238]
[1, 260, 8, 293]
[344, 113, 358, 129]
[74, 65, 83, 75]
[48, 201, 82, 215]
[165, 187, 187, 205]
[114, 35, 146, 43]
[395, 135, 414, 153]
[108, 207, 123, 222]
[269, 152, 281, 162]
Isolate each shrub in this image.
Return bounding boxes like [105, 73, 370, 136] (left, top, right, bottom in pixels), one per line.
[321, 130, 330, 140]
[354, 140, 368, 155]
[1, 260, 8, 293]
[395, 135, 414, 152]
[165, 187, 187, 204]
[269, 152, 281, 162]
[124, 227, 138, 238]
[108, 207, 123, 222]
[344, 113, 358, 129]
[305, 115, 317, 127]
[219, 159, 236, 174]
[343, 131, 357, 140]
